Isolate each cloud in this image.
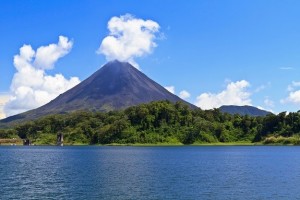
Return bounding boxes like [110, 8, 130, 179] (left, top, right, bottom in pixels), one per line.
[281, 81, 300, 105]
[164, 86, 191, 100]
[281, 90, 300, 104]
[0, 95, 10, 119]
[287, 81, 300, 92]
[4, 36, 80, 117]
[34, 36, 73, 70]
[254, 82, 271, 93]
[195, 80, 252, 110]
[98, 14, 160, 68]
[165, 86, 175, 94]
[257, 106, 275, 114]
[264, 97, 274, 108]
[279, 67, 294, 70]
[179, 90, 191, 99]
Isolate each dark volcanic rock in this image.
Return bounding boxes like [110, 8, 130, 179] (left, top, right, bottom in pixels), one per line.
[2, 60, 196, 124]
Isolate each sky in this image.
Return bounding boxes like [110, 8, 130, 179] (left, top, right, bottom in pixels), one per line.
[1, 0, 300, 118]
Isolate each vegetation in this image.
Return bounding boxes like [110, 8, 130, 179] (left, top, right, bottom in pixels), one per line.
[1, 100, 300, 145]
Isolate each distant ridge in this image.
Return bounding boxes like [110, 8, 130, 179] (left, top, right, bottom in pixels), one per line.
[219, 105, 272, 117]
[1, 60, 197, 124]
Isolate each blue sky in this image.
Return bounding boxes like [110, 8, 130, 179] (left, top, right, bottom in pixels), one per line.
[1, 0, 300, 118]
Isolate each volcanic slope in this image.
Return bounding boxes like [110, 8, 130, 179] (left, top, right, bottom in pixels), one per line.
[2, 60, 196, 124]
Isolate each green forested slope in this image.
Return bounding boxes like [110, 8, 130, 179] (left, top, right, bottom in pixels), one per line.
[1, 101, 300, 145]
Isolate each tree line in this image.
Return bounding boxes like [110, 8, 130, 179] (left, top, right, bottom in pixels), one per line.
[1, 100, 300, 145]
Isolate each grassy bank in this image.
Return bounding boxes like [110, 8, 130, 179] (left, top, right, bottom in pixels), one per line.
[263, 136, 300, 145]
[0, 138, 23, 145]
[100, 141, 263, 146]
[3, 141, 300, 146]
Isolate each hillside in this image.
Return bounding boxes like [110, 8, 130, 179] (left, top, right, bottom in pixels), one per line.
[219, 105, 272, 116]
[1, 60, 196, 125]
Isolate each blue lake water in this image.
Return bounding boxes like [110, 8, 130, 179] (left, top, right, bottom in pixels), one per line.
[1, 146, 300, 199]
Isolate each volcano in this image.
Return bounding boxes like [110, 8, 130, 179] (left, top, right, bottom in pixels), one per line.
[219, 105, 272, 117]
[2, 60, 196, 124]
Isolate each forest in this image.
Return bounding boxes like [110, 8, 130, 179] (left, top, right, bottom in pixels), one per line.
[1, 100, 300, 145]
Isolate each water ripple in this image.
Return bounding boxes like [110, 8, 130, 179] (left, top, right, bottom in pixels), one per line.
[1, 146, 300, 199]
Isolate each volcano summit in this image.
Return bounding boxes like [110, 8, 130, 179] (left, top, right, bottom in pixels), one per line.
[2, 60, 196, 123]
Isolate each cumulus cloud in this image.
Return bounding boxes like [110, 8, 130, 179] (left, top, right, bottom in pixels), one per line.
[281, 81, 300, 104]
[0, 95, 10, 119]
[98, 14, 160, 68]
[34, 36, 73, 70]
[4, 36, 80, 117]
[164, 86, 191, 100]
[165, 86, 175, 94]
[195, 80, 252, 110]
[179, 90, 191, 99]
[281, 90, 300, 104]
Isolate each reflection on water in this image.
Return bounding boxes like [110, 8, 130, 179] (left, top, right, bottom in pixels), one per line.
[1, 146, 300, 199]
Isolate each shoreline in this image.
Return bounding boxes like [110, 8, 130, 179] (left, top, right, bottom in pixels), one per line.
[2, 142, 299, 147]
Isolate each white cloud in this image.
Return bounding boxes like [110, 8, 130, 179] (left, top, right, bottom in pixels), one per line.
[34, 36, 73, 70]
[98, 14, 160, 68]
[179, 90, 191, 99]
[279, 67, 294, 70]
[164, 86, 191, 100]
[287, 81, 300, 92]
[281, 90, 300, 104]
[257, 106, 275, 114]
[264, 97, 274, 107]
[0, 95, 10, 119]
[4, 36, 80, 117]
[254, 82, 271, 93]
[281, 81, 300, 105]
[165, 86, 175, 94]
[195, 80, 252, 110]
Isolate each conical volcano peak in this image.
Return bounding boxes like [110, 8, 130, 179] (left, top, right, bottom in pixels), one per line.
[1, 60, 196, 123]
[104, 59, 132, 68]
[99, 60, 138, 78]
[102, 60, 136, 70]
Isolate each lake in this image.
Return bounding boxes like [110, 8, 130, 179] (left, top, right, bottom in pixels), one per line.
[1, 146, 300, 199]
